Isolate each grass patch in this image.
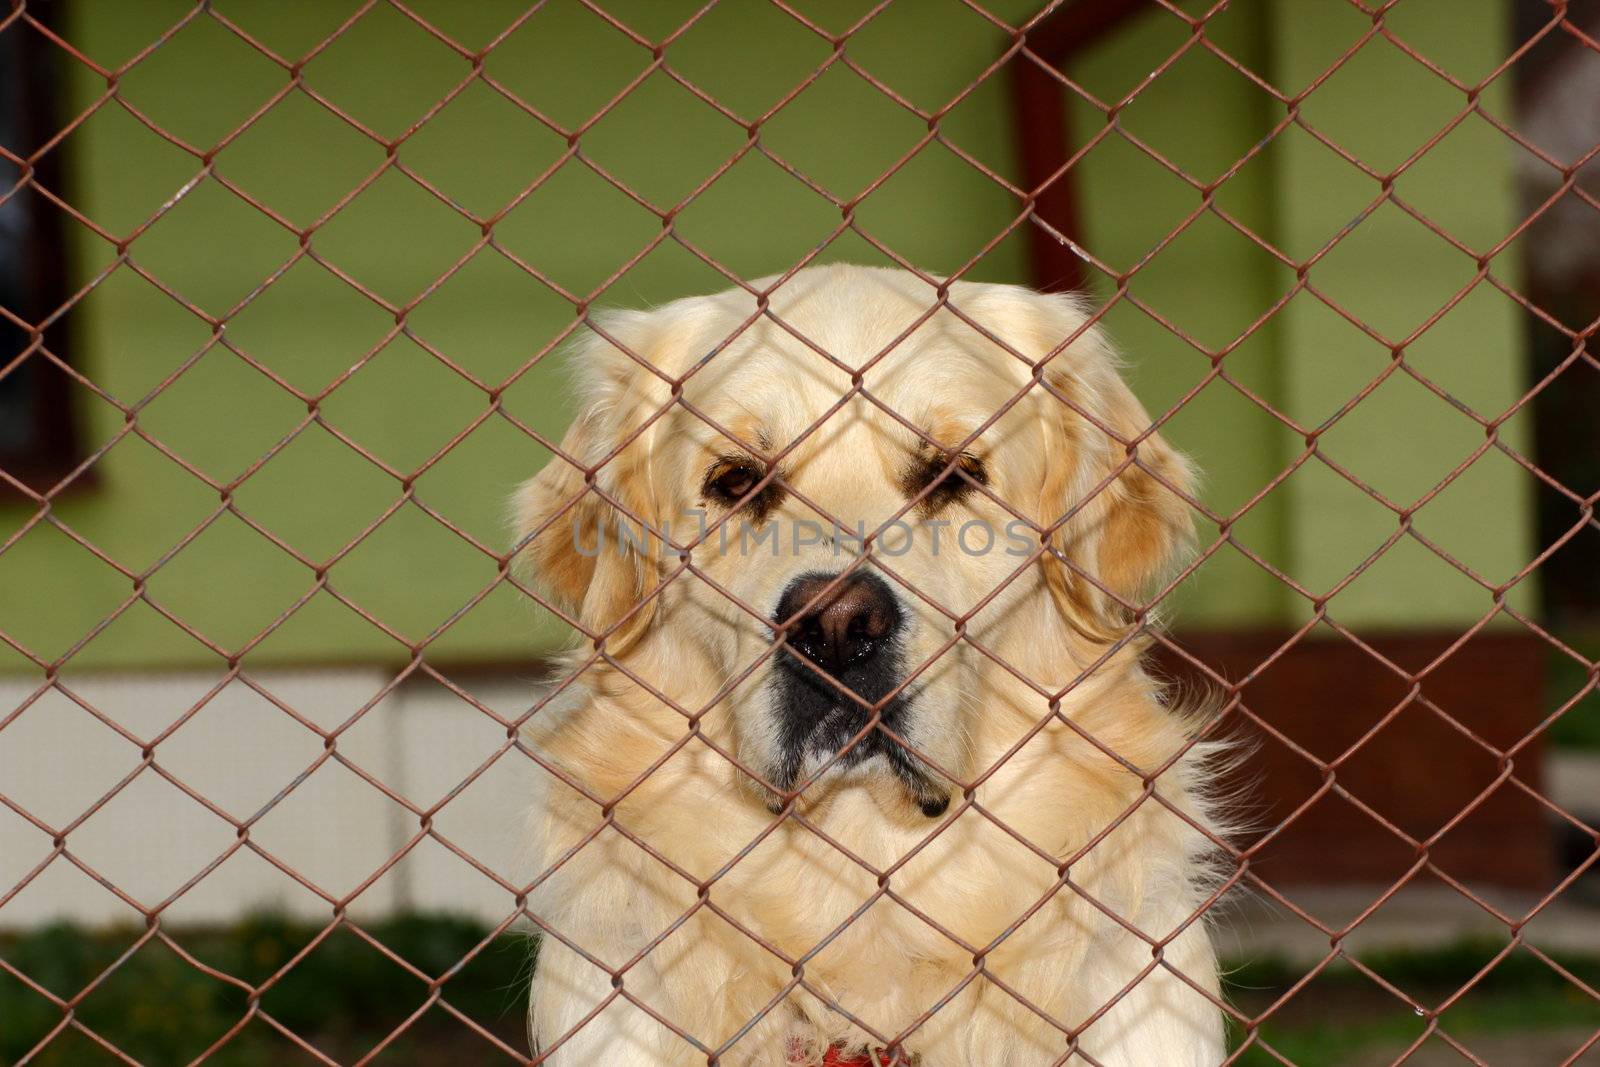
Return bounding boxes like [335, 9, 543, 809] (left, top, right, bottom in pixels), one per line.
[1548, 627, 1600, 751]
[6, 917, 1598, 1065]
[0, 913, 532, 1066]
[1225, 938, 1600, 1066]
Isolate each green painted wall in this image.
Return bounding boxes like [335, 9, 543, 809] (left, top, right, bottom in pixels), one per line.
[1067, 0, 1293, 627]
[1068, 0, 1532, 631]
[0, 0, 1530, 675]
[1267, 0, 1533, 628]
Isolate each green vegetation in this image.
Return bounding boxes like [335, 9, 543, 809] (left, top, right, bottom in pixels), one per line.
[6, 917, 1599, 1065]
[1548, 628, 1600, 751]
[1227, 938, 1600, 1066]
[0, 914, 532, 1066]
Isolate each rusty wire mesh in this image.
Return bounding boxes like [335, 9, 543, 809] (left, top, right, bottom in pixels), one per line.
[1, 0, 1598, 1064]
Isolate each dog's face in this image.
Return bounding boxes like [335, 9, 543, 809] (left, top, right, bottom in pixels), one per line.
[513, 266, 1194, 818]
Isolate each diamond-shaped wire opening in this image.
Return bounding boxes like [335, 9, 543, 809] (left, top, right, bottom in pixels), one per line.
[57, 263, 213, 404]
[760, 61, 935, 204]
[406, 246, 575, 385]
[1296, 31, 1469, 178]
[1382, 0, 1546, 91]
[128, 175, 300, 318]
[0, 522, 135, 666]
[111, 12, 285, 153]
[314, 329, 488, 470]
[577, 69, 751, 211]
[1112, 33, 1280, 189]
[490, 153, 666, 297]
[138, 509, 316, 653]
[671, 138, 850, 273]
[399, 78, 571, 224]
[135, 339, 309, 485]
[851, 136, 1038, 272]
[666, 0, 833, 120]
[147, 675, 328, 823]
[226, 258, 392, 393]
[228, 422, 400, 563]
[213, 86, 389, 228]
[1394, 112, 1531, 256]
[325, 500, 505, 645]
[297, 1, 470, 144]
[234, 588, 408, 667]
[206, 0, 365, 65]
[1053, 121, 1201, 280]
[482, 2, 656, 134]
[68, 768, 239, 908]
[311, 165, 485, 311]
[848, 1, 1019, 117]
[1314, 368, 1495, 505]
[1307, 200, 1484, 346]
[1228, 953, 1440, 1066]
[1, 926, 198, 1064]
[246, 756, 416, 911]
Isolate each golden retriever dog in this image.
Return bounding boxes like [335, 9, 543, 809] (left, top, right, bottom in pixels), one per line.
[512, 265, 1227, 1065]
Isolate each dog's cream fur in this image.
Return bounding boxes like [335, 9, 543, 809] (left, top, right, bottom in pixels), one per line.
[512, 265, 1227, 1065]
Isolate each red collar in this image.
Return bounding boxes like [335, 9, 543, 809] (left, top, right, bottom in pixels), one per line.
[822, 1047, 897, 1066]
[785, 1037, 903, 1066]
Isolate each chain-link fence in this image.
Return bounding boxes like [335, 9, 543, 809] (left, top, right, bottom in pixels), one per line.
[2, 1, 1598, 1065]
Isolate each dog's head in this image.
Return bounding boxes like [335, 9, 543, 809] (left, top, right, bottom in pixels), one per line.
[512, 266, 1194, 817]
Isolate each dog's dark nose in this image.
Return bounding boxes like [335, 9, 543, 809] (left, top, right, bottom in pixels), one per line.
[775, 572, 901, 672]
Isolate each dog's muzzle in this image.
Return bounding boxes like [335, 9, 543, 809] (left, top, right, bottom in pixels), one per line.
[768, 571, 948, 817]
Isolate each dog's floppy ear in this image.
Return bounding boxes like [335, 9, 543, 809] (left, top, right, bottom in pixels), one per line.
[511, 313, 671, 653]
[1024, 296, 1197, 639]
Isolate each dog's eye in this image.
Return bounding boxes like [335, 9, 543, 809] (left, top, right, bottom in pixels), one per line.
[703, 460, 771, 510]
[904, 451, 987, 513]
[709, 465, 759, 500]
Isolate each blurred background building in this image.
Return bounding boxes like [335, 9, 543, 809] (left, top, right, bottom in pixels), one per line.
[1, 1, 1597, 1064]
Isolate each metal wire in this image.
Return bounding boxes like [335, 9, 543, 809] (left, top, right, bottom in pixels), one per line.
[1, 1, 1597, 1064]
